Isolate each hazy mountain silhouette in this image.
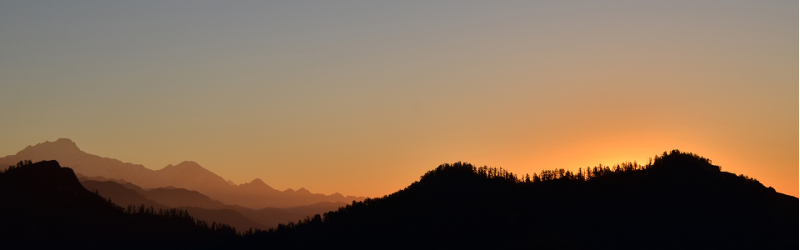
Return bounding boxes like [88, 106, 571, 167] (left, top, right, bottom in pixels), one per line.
[240, 150, 798, 249]
[80, 180, 265, 232]
[0, 138, 364, 208]
[223, 177, 356, 208]
[0, 160, 237, 249]
[79, 179, 348, 232]
[144, 186, 229, 208]
[80, 180, 169, 210]
[4, 151, 795, 249]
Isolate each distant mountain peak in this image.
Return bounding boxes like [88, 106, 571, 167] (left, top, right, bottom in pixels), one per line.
[250, 178, 266, 185]
[158, 161, 213, 176]
[54, 137, 76, 144]
[20, 138, 82, 154]
[177, 161, 200, 166]
[296, 188, 312, 195]
[169, 161, 203, 169]
[238, 178, 276, 192]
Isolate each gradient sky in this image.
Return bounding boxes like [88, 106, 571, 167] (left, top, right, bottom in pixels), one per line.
[1, 1, 797, 197]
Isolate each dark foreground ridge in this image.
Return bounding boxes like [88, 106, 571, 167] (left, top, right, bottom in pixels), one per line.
[0, 160, 238, 249]
[1, 150, 797, 249]
[242, 150, 797, 249]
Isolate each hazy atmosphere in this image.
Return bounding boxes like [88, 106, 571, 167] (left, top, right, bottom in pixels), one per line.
[1, 1, 797, 197]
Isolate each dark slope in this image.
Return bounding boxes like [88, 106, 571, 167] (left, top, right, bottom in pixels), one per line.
[0, 160, 237, 249]
[79, 179, 347, 232]
[80, 180, 269, 232]
[239, 203, 346, 229]
[80, 180, 169, 210]
[176, 206, 267, 232]
[242, 150, 798, 249]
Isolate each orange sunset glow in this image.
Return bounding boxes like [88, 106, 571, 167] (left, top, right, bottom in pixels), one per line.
[1, 0, 796, 201]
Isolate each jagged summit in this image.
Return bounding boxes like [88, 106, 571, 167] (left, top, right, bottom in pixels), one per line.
[19, 138, 82, 155]
[239, 178, 274, 191]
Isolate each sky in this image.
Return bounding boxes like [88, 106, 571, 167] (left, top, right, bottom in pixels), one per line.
[1, 1, 797, 197]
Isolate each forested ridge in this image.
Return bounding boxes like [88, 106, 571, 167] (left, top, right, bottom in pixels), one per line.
[239, 150, 797, 249]
[1, 150, 796, 249]
[0, 160, 238, 249]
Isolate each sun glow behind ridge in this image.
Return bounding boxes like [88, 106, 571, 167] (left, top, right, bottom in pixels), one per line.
[0, 1, 796, 197]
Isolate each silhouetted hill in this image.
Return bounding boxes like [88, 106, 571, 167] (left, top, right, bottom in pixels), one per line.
[0, 138, 365, 208]
[0, 160, 237, 249]
[241, 150, 798, 249]
[80, 179, 349, 232]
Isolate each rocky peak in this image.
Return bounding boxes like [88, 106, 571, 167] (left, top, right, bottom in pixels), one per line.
[20, 138, 82, 155]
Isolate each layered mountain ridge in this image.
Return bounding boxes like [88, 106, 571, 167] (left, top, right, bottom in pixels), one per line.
[0, 138, 364, 208]
[79, 179, 346, 232]
[1, 151, 796, 249]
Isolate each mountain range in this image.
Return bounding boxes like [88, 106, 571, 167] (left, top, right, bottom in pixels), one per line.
[79, 179, 346, 232]
[0, 138, 364, 208]
[1, 150, 796, 249]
